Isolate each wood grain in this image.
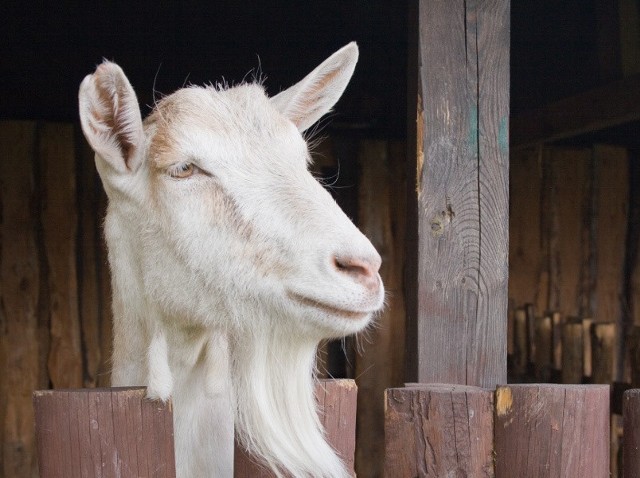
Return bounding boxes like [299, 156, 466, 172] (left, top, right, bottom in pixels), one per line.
[34, 387, 176, 478]
[562, 318, 584, 384]
[384, 384, 494, 477]
[406, 0, 509, 388]
[0, 121, 41, 477]
[495, 384, 610, 477]
[39, 123, 83, 388]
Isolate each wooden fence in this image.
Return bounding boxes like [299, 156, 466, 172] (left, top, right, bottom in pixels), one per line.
[35, 380, 640, 477]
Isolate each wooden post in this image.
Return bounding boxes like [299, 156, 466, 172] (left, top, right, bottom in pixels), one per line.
[495, 384, 610, 477]
[384, 384, 493, 477]
[405, 0, 510, 388]
[623, 389, 640, 477]
[534, 315, 553, 382]
[33, 387, 175, 478]
[513, 308, 528, 377]
[234, 379, 358, 477]
[562, 318, 584, 384]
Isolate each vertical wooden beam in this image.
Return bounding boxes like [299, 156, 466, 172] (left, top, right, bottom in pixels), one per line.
[562, 318, 584, 384]
[406, 0, 510, 387]
[34, 387, 175, 478]
[355, 140, 406, 477]
[509, 147, 546, 317]
[0, 121, 41, 477]
[39, 123, 83, 388]
[495, 384, 610, 477]
[384, 384, 494, 477]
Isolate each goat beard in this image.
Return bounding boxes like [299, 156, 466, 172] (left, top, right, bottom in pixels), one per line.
[228, 322, 350, 478]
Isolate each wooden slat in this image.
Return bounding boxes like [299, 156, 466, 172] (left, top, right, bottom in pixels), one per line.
[234, 379, 358, 477]
[354, 139, 406, 477]
[624, 389, 640, 477]
[548, 148, 591, 317]
[495, 384, 610, 477]
[592, 145, 628, 380]
[405, 0, 509, 388]
[509, 147, 546, 317]
[511, 74, 640, 149]
[534, 315, 552, 382]
[384, 384, 494, 477]
[0, 121, 41, 477]
[34, 387, 176, 478]
[76, 129, 103, 387]
[39, 123, 83, 388]
[592, 322, 616, 384]
[512, 308, 528, 377]
[562, 318, 584, 384]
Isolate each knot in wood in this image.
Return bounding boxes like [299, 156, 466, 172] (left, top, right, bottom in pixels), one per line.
[430, 206, 454, 236]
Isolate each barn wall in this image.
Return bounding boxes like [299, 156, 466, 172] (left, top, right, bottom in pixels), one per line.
[509, 143, 630, 380]
[0, 121, 112, 477]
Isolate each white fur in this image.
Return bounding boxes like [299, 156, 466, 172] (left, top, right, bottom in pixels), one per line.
[78, 42, 384, 478]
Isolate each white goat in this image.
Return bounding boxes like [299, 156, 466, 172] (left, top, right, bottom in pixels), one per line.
[78, 43, 384, 478]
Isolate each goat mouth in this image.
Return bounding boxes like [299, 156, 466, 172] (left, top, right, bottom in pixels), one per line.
[287, 292, 369, 320]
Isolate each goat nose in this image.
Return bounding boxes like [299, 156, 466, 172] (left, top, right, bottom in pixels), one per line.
[332, 255, 381, 291]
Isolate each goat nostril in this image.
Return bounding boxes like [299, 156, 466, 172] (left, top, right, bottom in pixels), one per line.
[332, 255, 380, 291]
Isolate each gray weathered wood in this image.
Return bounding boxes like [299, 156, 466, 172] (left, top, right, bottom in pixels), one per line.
[34, 387, 176, 478]
[384, 384, 494, 477]
[495, 384, 610, 477]
[405, 0, 510, 388]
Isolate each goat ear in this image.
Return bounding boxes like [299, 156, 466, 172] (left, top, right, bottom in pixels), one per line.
[79, 61, 144, 174]
[271, 42, 358, 132]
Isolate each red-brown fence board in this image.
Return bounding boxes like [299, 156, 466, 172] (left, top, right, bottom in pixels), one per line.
[384, 384, 494, 477]
[495, 384, 609, 477]
[34, 387, 176, 478]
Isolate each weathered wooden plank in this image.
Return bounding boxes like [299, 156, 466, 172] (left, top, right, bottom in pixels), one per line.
[624, 389, 640, 477]
[512, 307, 528, 377]
[39, 123, 83, 388]
[234, 379, 358, 477]
[495, 384, 610, 477]
[34, 387, 176, 478]
[384, 384, 494, 477]
[509, 147, 546, 316]
[548, 148, 591, 318]
[355, 139, 406, 478]
[511, 75, 640, 149]
[592, 322, 616, 384]
[593, 145, 628, 382]
[562, 318, 584, 384]
[405, 0, 509, 388]
[534, 315, 552, 382]
[76, 130, 104, 387]
[0, 121, 41, 477]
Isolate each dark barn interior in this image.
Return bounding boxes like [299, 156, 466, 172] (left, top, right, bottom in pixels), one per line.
[1, 1, 640, 476]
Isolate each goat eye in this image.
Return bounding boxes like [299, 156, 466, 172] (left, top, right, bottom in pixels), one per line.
[168, 163, 195, 179]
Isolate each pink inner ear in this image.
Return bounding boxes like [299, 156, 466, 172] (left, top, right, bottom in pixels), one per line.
[93, 72, 138, 169]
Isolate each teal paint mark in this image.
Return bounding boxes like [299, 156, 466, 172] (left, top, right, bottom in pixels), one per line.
[498, 116, 508, 153]
[468, 105, 478, 151]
